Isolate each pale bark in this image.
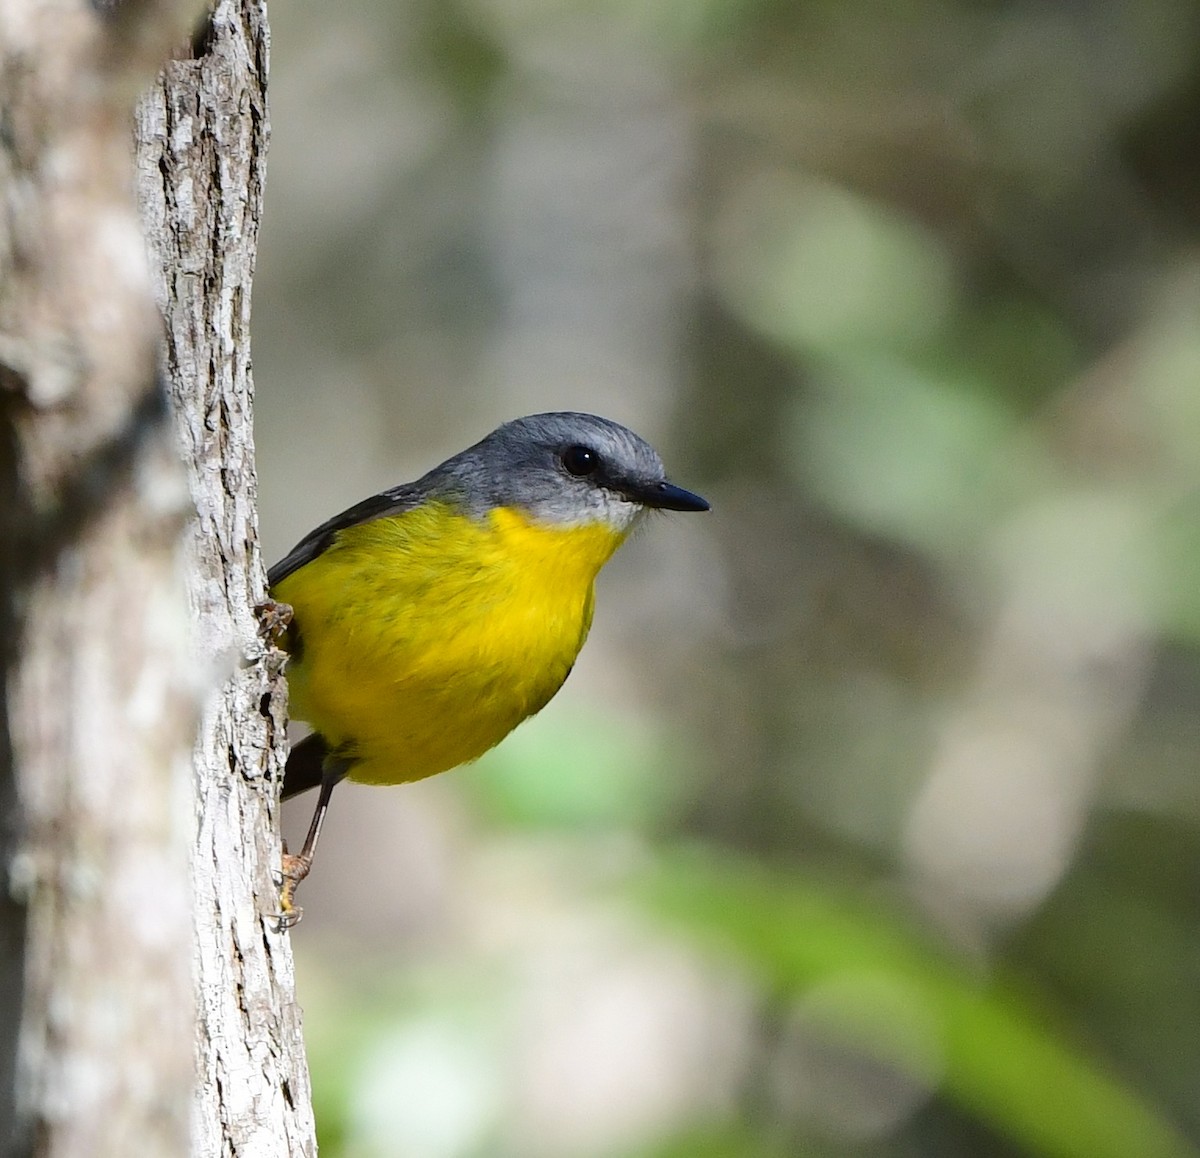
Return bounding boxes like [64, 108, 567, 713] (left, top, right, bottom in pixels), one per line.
[134, 1, 317, 1154]
[0, 1, 199, 1154]
[2, 0, 316, 1154]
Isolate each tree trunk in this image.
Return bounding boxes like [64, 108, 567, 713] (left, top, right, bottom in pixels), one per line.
[1, 0, 316, 1153]
[134, 1, 317, 1152]
[0, 1, 199, 1153]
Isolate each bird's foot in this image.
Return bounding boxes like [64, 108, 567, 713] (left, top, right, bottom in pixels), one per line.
[255, 598, 293, 642]
[274, 846, 313, 931]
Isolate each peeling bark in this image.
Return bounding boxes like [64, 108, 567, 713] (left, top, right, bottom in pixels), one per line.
[1, 0, 315, 1153]
[135, 1, 317, 1154]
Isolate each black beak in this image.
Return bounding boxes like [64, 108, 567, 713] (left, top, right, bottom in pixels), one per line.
[634, 479, 711, 512]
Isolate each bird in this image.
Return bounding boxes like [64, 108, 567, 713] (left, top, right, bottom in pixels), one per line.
[267, 411, 709, 921]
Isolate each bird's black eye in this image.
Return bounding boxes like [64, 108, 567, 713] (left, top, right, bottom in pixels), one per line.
[561, 444, 600, 477]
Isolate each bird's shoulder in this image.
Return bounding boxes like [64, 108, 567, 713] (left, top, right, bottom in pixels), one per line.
[267, 485, 428, 588]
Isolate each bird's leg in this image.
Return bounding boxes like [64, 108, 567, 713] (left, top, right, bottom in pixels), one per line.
[277, 774, 337, 928]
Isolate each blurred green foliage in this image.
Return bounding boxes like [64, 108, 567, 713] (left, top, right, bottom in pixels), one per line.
[460, 707, 688, 831]
[262, 0, 1200, 1153]
[639, 848, 1195, 1158]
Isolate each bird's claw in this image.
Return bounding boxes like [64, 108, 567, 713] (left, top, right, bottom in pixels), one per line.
[274, 848, 313, 931]
[273, 901, 303, 931]
[255, 599, 293, 642]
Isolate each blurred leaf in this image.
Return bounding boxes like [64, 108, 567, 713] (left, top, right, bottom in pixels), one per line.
[792, 354, 1026, 553]
[636, 847, 1197, 1158]
[952, 298, 1082, 412]
[1013, 811, 1200, 1141]
[639, 1119, 798, 1158]
[1150, 497, 1200, 645]
[460, 705, 687, 830]
[409, 0, 506, 114]
[989, 486, 1161, 625]
[716, 173, 955, 356]
[296, 951, 509, 1158]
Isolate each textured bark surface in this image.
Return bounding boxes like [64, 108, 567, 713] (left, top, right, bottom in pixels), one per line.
[134, 2, 317, 1154]
[0, 1, 200, 1154]
[1, 0, 315, 1153]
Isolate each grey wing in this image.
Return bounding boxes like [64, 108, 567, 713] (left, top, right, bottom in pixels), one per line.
[268, 484, 424, 588]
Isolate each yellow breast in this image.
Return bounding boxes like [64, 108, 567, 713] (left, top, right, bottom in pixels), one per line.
[272, 502, 627, 786]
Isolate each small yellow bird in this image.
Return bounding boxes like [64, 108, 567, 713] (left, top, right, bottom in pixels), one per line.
[269, 412, 709, 918]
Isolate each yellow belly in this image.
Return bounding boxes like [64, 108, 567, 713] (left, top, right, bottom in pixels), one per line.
[271, 503, 625, 786]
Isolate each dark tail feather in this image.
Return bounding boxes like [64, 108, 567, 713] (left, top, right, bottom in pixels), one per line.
[282, 732, 330, 800]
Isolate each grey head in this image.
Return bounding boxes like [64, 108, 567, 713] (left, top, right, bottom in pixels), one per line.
[425, 412, 710, 532]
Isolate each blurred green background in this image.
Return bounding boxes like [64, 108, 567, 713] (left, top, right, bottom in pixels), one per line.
[257, 1, 1200, 1154]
